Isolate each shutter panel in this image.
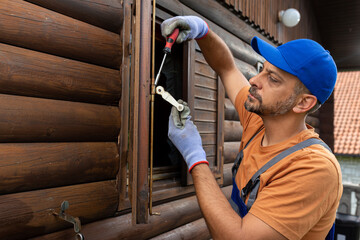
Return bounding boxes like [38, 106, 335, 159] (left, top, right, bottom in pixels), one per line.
[183, 42, 225, 185]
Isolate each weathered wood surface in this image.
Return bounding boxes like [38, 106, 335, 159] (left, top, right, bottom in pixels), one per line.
[0, 142, 119, 194]
[223, 163, 233, 186]
[136, 0, 152, 224]
[224, 141, 241, 164]
[225, 98, 240, 121]
[32, 186, 232, 240]
[179, 0, 275, 45]
[157, 0, 265, 66]
[150, 218, 211, 240]
[234, 57, 258, 80]
[118, 0, 132, 211]
[0, 94, 120, 142]
[0, 43, 120, 105]
[0, 180, 118, 240]
[224, 120, 243, 141]
[0, 0, 121, 69]
[25, 0, 123, 33]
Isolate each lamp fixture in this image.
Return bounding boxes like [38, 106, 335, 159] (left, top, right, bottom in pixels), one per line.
[278, 8, 301, 27]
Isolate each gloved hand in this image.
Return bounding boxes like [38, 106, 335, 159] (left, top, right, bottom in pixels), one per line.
[170, 100, 191, 129]
[161, 16, 209, 44]
[168, 102, 208, 172]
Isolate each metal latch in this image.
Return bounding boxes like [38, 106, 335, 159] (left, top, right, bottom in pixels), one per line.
[52, 201, 85, 240]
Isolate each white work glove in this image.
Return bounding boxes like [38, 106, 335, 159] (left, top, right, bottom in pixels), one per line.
[168, 101, 208, 172]
[161, 16, 209, 44]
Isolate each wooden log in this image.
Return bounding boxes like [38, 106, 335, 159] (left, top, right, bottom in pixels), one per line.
[0, 0, 121, 69]
[234, 57, 258, 80]
[0, 142, 119, 195]
[224, 141, 241, 164]
[157, 0, 265, 66]
[150, 218, 211, 240]
[0, 43, 120, 105]
[0, 94, 120, 142]
[0, 180, 118, 240]
[31, 186, 232, 240]
[179, 0, 275, 45]
[223, 163, 233, 186]
[225, 98, 240, 121]
[25, 0, 123, 33]
[224, 120, 243, 141]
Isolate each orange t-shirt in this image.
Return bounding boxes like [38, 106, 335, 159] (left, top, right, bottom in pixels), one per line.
[234, 86, 343, 240]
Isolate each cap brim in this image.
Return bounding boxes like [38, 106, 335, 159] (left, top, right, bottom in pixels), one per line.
[251, 37, 296, 76]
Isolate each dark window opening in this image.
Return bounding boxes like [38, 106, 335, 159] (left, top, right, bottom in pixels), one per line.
[152, 37, 184, 168]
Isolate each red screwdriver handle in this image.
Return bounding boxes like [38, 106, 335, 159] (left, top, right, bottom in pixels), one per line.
[164, 28, 179, 54]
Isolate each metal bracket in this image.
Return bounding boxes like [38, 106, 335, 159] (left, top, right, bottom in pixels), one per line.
[52, 201, 85, 240]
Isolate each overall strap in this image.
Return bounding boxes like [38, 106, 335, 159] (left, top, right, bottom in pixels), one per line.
[232, 128, 263, 178]
[242, 138, 331, 210]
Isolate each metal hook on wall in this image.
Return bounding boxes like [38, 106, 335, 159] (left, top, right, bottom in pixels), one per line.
[52, 201, 85, 240]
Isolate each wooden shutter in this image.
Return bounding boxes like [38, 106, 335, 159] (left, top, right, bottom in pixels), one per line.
[183, 42, 225, 185]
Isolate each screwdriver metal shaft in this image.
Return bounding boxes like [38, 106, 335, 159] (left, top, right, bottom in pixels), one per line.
[154, 54, 167, 86]
[154, 28, 179, 86]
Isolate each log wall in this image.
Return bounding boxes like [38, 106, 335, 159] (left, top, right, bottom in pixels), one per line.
[31, 186, 232, 240]
[0, 0, 325, 239]
[0, 0, 123, 239]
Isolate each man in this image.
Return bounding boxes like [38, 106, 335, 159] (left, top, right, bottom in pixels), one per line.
[163, 16, 343, 240]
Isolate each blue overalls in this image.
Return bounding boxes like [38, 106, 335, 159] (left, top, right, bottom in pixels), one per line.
[229, 133, 335, 240]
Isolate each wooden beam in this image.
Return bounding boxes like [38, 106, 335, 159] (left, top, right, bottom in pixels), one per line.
[118, 0, 132, 211]
[0, 180, 118, 240]
[224, 141, 241, 164]
[223, 163, 233, 186]
[136, 0, 151, 224]
[0, 142, 119, 195]
[151, 218, 211, 240]
[224, 120, 243, 142]
[25, 0, 123, 33]
[157, 0, 265, 66]
[179, 0, 275, 45]
[234, 57, 258, 80]
[0, 0, 121, 69]
[0, 94, 120, 142]
[225, 98, 240, 121]
[0, 43, 120, 105]
[32, 186, 232, 240]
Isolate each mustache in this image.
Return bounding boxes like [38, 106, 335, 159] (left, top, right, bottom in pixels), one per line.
[249, 87, 262, 102]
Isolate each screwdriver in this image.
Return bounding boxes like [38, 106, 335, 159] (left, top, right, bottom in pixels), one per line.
[154, 28, 180, 86]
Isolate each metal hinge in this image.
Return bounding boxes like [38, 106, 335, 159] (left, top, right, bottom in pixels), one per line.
[52, 201, 85, 240]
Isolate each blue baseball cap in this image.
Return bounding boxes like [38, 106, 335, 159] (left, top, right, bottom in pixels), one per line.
[251, 36, 337, 104]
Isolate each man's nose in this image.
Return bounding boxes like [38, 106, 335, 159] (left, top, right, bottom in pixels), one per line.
[249, 74, 262, 89]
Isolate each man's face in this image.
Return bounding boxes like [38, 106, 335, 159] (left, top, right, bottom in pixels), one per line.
[244, 61, 300, 116]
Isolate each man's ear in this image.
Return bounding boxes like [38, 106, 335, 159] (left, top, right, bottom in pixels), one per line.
[293, 94, 317, 113]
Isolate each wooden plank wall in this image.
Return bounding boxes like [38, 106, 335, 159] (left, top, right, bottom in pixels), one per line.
[194, 51, 219, 168]
[220, 0, 321, 44]
[0, 0, 123, 239]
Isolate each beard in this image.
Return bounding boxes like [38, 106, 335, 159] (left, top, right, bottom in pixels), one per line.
[244, 86, 298, 116]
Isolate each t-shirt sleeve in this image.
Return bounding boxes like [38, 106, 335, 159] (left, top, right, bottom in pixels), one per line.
[249, 150, 341, 240]
[234, 86, 263, 144]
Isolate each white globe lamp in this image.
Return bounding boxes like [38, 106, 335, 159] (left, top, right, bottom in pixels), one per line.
[278, 8, 301, 27]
